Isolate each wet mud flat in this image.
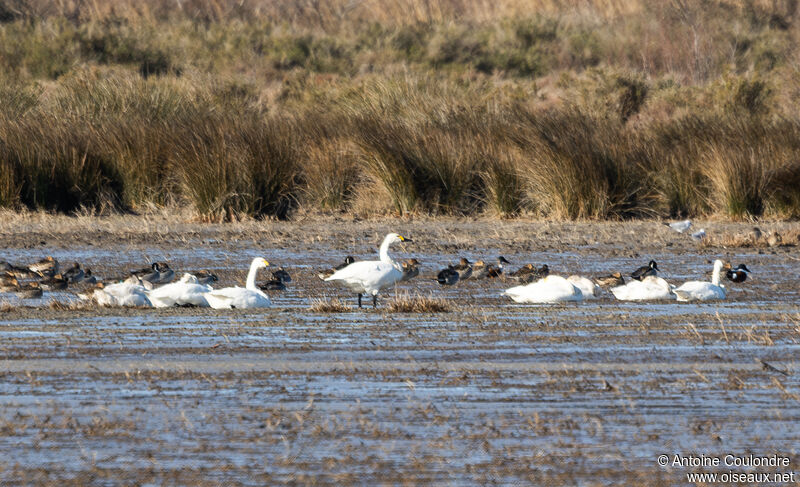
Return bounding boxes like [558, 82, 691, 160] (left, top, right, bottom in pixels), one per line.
[0, 218, 799, 485]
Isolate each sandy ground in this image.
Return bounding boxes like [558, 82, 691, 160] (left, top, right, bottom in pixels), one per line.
[1, 214, 799, 485]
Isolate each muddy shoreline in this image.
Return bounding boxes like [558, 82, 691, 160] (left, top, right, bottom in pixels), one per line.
[1, 216, 799, 485]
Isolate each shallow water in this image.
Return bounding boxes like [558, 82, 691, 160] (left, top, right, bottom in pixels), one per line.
[1, 243, 798, 484]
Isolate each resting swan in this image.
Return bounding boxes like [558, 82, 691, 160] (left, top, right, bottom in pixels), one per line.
[503, 275, 583, 304]
[566, 275, 600, 299]
[610, 276, 675, 301]
[204, 258, 271, 309]
[93, 280, 152, 307]
[324, 233, 411, 308]
[673, 259, 727, 302]
[147, 273, 213, 308]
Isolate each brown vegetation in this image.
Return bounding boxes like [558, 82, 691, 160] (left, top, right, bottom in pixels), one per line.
[1, 0, 800, 220]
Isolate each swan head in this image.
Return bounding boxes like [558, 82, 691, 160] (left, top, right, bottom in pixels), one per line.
[713, 259, 725, 272]
[384, 233, 411, 245]
[251, 257, 270, 269]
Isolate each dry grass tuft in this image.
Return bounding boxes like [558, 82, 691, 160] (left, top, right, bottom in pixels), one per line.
[309, 297, 353, 313]
[48, 299, 94, 311]
[388, 294, 451, 313]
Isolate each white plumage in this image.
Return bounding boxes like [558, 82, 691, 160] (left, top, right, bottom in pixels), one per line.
[324, 233, 410, 308]
[674, 259, 726, 302]
[93, 281, 152, 307]
[610, 276, 675, 301]
[147, 273, 213, 308]
[567, 275, 601, 299]
[503, 275, 583, 304]
[204, 258, 271, 309]
[667, 219, 692, 233]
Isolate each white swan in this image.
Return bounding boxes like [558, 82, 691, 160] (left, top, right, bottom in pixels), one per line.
[204, 258, 271, 309]
[93, 280, 152, 307]
[610, 276, 675, 301]
[147, 273, 213, 308]
[674, 259, 727, 302]
[324, 233, 410, 308]
[503, 275, 583, 304]
[567, 275, 600, 299]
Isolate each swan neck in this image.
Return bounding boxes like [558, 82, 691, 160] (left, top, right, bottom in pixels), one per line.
[379, 237, 395, 264]
[246, 261, 260, 290]
[712, 261, 722, 286]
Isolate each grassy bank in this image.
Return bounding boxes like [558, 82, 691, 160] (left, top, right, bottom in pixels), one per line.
[1, 0, 799, 220]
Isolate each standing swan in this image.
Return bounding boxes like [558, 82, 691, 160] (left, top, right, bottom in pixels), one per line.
[204, 258, 271, 309]
[324, 233, 411, 308]
[673, 259, 727, 302]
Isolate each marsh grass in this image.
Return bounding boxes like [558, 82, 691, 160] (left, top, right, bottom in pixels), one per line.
[388, 294, 450, 313]
[309, 297, 353, 313]
[1, 1, 800, 220]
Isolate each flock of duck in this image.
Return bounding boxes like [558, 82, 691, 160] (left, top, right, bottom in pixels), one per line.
[1, 232, 752, 309]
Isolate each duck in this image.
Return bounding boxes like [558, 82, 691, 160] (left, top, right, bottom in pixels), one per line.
[473, 256, 510, 279]
[610, 276, 675, 301]
[204, 257, 272, 309]
[503, 275, 583, 304]
[453, 258, 472, 280]
[147, 273, 213, 308]
[594, 272, 624, 288]
[566, 275, 601, 299]
[29, 256, 59, 277]
[318, 256, 356, 280]
[400, 258, 421, 282]
[0, 273, 19, 292]
[631, 260, 659, 281]
[194, 270, 218, 285]
[93, 280, 151, 307]
[39, 274, 68, 291]
[259, 268, 292, 291]
[435, 266, 459, 285]
[509, 264, 549, 284]
[130, 262, 175, 286]
[15, 282, 43, 299]
[324, 233, 411, 308]
[82, 269, 97, 285]
[673, 259, 727, 302]
[725, 264, 751, 283]
[62, 263, 85, 283]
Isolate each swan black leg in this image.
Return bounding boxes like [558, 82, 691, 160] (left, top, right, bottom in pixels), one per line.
[358, 293, 362, 308]
[372, 294, 377, 308]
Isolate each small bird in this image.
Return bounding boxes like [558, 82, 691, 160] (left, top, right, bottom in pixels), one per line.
[487, 256, 511, 278]
[400, 258, 421, 282]
[130, 262, 174, 286]
[690, 229, 707, 241]
[631, 260, 659, 281]
[29, 256, 59, 277]
[435, 266, 459, 285]
[595, 272, 625, 287]
[259, 268, 292, 291]
[15, 281, 43, 299]
[0, 273, 19, 292]
[452, 258, 472, 281]
[194, 270, 218, 285]
[666, 220, 692, 233]
[62, 263, 85, 283]
[82, 269, 97, 285]
[510, 263, 549, 284]
[473, 256, 510, 279]
[39, 274, 68, 291]
[725, 264, 751, 283]
[318, 256, 356, 280]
